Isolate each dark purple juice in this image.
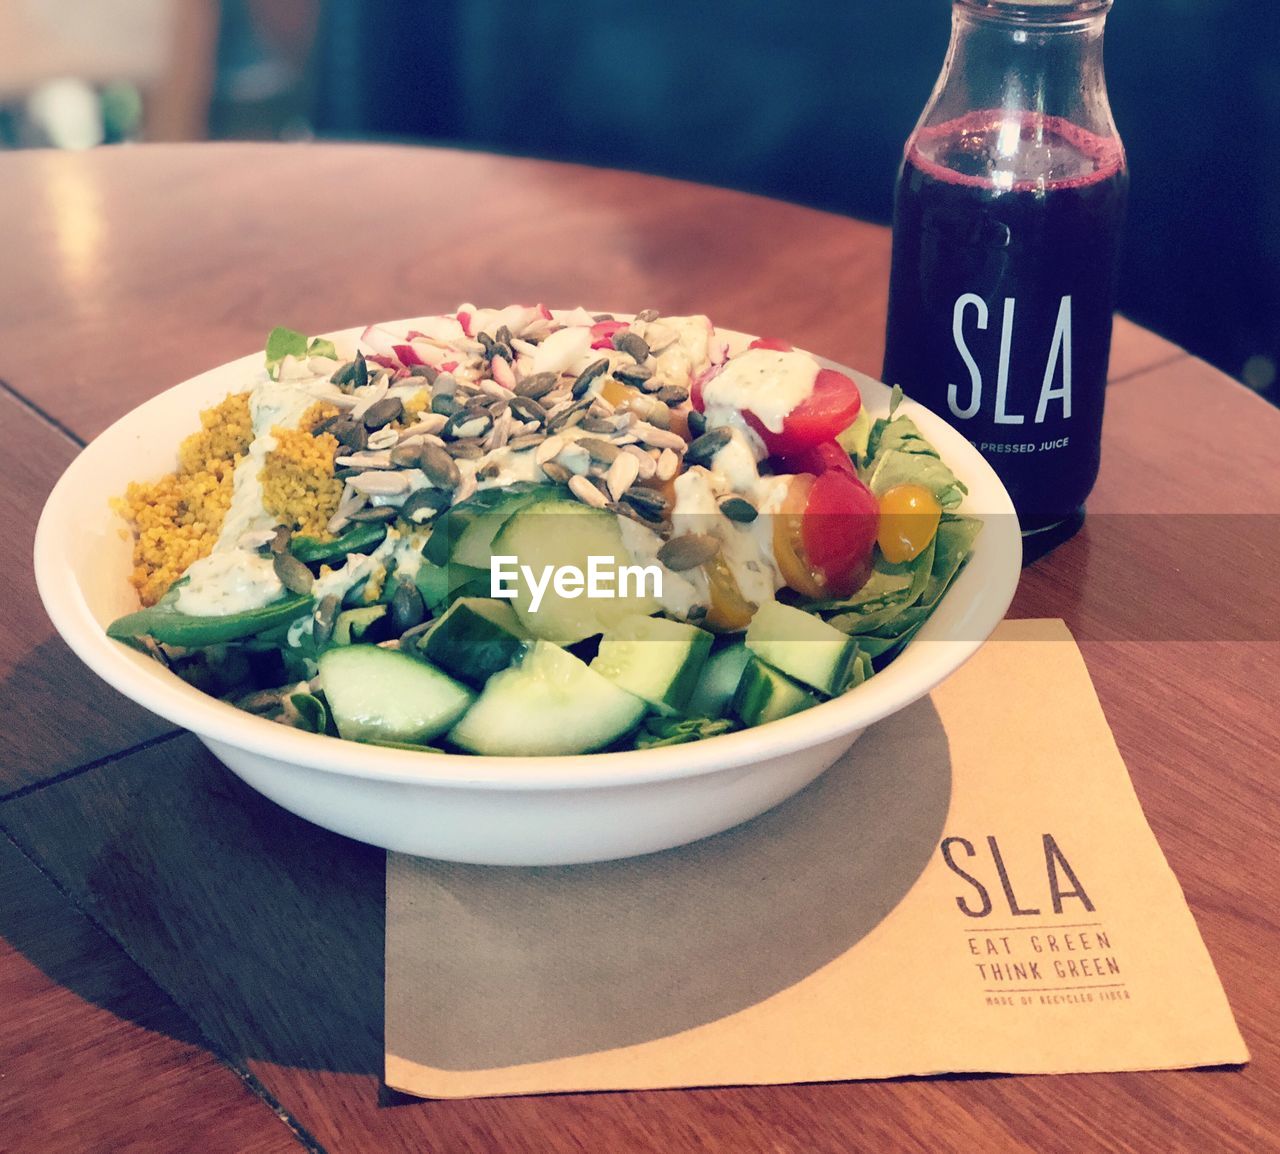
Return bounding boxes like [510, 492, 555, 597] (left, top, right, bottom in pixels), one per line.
[883, 111, 1127, 531]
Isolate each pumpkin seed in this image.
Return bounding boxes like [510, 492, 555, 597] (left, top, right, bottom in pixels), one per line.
[569, 474, 608, 509]
[349, 505, 398, 523]
[447, 413, 492, 440]
[685, 427, 733, 466]
[420, 444, 461, 489]
[622, 486, 670, 520]
[390, 441, 425, 468]
[352, 352, 369, 388]
[431, 372, 459, 397]
[612, 331, 650, 362]
[331, 360, 358, 386]
[362, 396, 404, 429]
[312, 594, 340, 647]
[399, 487, 451, 523]
[657, 534, 720, 572]
[572, 358, 610, 399]
[515, 371, 558, 399]
[613, 362, 653, 386]
[577, 416, 615, 434]
[635, 308, 660, 323]
[507, 432, 547, 451]
[657, 385, 689, 405]
[541, 460, 573, 484]
[432, 394, 463, 418]
[330, 419, 368, 451]
[389, 580, 426, 633]
[409, 363, 438, 381]
[578, 437, 620, 464]
[445, 440, 485, 460]
[687, 409, 708, 438]
[509, 395, 547, 424]
[274, 551, 315, 594]
[719, 496, 758, 524]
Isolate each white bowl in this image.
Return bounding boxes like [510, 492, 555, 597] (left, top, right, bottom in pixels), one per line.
[34, 320, 1021, 865]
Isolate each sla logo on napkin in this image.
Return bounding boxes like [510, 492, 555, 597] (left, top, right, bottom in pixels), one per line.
[386, 619, 1246, 1099]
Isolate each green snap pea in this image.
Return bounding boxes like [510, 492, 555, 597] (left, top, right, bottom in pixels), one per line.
[290, 522, 387, 564]
[107, 593, 314, 647]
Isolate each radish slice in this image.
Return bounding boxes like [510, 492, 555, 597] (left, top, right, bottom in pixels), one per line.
[392, 343, 425, 367]
[590, 319, 628, 349]
[491, 356, 517, 391]
[359, 324, 401, 356]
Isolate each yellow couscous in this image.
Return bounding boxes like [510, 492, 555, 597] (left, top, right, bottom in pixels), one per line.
[114, 396, 343, 606]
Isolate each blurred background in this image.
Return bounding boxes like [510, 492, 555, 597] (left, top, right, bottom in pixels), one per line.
[2, 0, 1277, 404]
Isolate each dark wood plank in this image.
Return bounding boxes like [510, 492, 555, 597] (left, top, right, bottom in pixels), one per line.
[0, 146, 1182, 445]
[0, 390, 174, 795]
[0, 834, 304, 1154]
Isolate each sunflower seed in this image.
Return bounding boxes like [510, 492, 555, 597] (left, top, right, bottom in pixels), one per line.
[613, 362, 653, 386]
[636, 308, 660, 323]
[612, 331, 651, 362]
[420, 444, 461, 489]
[515, 371, 558, 399]
[349, 471, 412, 497]
[541, 460, 573, 484]
[399, 487, 451, 523]
[389, 580, 426, 633]
[484, 409, 513, 451]
[569, 474, 608, 508]
[349, 505, 398, 523]
[622, 443, 658, 479]
[367, 426, 400, 450]
[605, 452, 640, 501]
[657, 385, 690, 405]
[480, 379, 516, 401]
[578, 437, 620, 464]
[719, 496, 758, 523]
[633, 422, 687, 452]
[685, 427, 733, 466]
[687, 409, 708, 438]
[274, 551, 315, 594]
[656, 447, 680, 481]
[336, 449, 395, 469]
[507, 432, 547, 451]
[572, 358, 610, 399]
[535, 435, 566, 465]
[362, 395, 404, 429]
[398, 413, 448, 439]
[657, 533, 720, 571]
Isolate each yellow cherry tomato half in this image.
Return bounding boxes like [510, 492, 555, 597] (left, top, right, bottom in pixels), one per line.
[771, 473, 828, 600]
[876, 483, 942, 563]
[701, 553, 757, 632]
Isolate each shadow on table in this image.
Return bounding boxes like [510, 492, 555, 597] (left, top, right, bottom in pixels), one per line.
[0, 698, 950, 1079]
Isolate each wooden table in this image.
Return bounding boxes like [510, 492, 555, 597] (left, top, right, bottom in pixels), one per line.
[2, 144, 1276, 1153]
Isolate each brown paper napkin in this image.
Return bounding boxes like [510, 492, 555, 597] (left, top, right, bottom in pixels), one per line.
[385, 619, 1247, 1099]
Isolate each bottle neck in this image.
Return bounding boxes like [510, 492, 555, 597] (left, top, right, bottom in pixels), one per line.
[917, 1, 1119, 141]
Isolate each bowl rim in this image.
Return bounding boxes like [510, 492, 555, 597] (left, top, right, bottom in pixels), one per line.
[34, 315, 1021, 792]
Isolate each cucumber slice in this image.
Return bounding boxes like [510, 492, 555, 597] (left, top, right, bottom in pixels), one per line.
[730, 655, 818, 726]
[420, 598, 529, 688]
[333, 604, 388, 646]
[685, 641, 752, 719]
[745, 600, 859, 695]
[592, 614, 712, 714]
[448, 640, 646, 755]
[491, 501, 661, 644]
[318, 645, 474, 744]
[422, 483, 557, 567]
[414, 561, 489, 612]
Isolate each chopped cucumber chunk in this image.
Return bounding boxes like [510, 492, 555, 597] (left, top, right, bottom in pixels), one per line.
[730, 654, 818, 726]
[685, 641, 752, 719]
[745, 600, 859, 695]
[449, 640, 646, 755]
[318, 645, 474, 744]
[491, 500, 661, 644]
[420, 597, 529, 688]
[592, 614, 712, 714]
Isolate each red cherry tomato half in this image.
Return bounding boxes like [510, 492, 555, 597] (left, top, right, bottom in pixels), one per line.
[746, 368, 862, 457]
[747, 337, 794, 352]
[590, 319, 629, 349]
[800, 470, 880, 598]
[780, 439, 857, 478]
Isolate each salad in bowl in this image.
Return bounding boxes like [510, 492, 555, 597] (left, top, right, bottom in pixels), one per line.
[102, 305, 982, 758]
